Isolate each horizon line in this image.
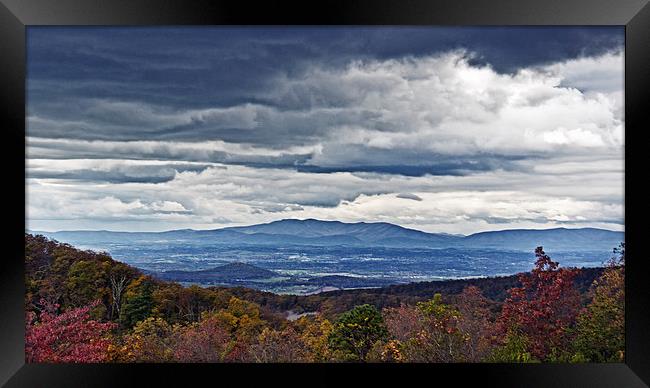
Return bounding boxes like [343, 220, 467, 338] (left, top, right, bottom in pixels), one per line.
[26, 217, 625, 236]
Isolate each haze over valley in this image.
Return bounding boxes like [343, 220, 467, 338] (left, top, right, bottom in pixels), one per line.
[32, 219, 624, 294]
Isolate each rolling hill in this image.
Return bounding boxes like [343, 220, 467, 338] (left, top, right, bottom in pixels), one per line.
[153, 262, 280, 282]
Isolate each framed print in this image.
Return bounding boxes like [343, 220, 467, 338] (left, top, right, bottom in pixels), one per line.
[1, 0, 649, 386]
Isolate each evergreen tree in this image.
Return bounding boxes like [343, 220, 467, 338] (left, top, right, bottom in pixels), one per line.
[328, 304, 388, 361]
[120, 280, 154, 329]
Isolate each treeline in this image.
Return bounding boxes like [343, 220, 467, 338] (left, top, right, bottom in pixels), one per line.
[24, 233, 624, 363]
[223, 266, 604, 318]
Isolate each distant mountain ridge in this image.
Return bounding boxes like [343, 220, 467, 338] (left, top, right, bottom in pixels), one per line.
[30, 218, 624, 252]
[224, 219, 457, 244]
[461, 227, 624, 251]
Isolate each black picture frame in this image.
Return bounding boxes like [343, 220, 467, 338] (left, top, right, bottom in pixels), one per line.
[1, 0, 649, 386]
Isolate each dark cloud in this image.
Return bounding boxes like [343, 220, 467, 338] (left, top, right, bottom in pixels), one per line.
[298, 149, 532, 177]
[297, 160, 522, 177]
[396, 193, 423, 201]
[27, 137, 314, 167]
[26, 163, 213, 184]
[26, 27, 623, 181]
[28, 135, 534, 178]
[255, 204, 306, 213]
[27, 26, 623, 126]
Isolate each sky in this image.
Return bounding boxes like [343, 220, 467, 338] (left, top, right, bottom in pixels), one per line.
[26, 27, 625, 234]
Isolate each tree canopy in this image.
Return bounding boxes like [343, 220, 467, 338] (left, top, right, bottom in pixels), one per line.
[24, 234, 624, 364]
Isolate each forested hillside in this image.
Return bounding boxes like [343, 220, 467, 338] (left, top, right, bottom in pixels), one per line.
[25, 233, 624, 363]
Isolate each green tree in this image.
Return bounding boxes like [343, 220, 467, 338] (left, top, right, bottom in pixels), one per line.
[328, 304, 388, 361]
[120, 278, 154, 329]
[571, 243, 625, 362]
[64, 259, 110, 318]
[487, 330, 538, 363]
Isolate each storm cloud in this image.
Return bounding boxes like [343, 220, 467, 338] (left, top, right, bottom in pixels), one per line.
[26, 27, 625, 233]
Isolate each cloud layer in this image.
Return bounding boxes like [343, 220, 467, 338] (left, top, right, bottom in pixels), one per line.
[26, 27, 624, 234]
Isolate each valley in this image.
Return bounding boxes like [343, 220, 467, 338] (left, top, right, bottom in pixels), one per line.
[31, 219, 624, 294]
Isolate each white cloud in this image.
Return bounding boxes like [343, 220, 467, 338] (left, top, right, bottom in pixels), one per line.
[26, 50, 625, 233]
[543, 50, 624, 93]
[26, 159, 624, 233]
[304, 191, 623, 233]
[541, 127, 606, 147]
[29, 51, 624, 158]
[273, 51, 624, 165]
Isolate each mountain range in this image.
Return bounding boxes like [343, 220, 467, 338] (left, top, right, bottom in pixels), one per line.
[31, 218, 624, 252]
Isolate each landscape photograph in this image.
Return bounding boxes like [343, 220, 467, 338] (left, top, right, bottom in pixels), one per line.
[25, 26, 625, 363]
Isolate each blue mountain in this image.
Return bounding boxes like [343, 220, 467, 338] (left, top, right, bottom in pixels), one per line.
[461, 227, 624, 251]
[223, 218, 457, 244]
[29, 219, 624, 251]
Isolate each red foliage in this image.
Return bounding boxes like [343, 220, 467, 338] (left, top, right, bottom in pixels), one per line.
[25, 299, 116, 363]
[497, 247, 581, 360]
[456, 286, 495, 361]
[383, 304, 421, 342]
[172, 316, 231, 362]
[222, 339, 253, 362]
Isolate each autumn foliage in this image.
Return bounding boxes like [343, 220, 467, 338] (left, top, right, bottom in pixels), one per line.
[572, 243, 625, 362]
[495, 247, 581, 361]
[25, 300, 116, 363]
[24, 234, 625, 363]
